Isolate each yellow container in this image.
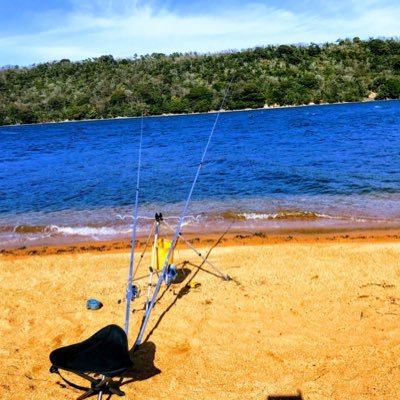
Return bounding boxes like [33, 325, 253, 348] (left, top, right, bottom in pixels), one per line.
[156, 238, 174, 270]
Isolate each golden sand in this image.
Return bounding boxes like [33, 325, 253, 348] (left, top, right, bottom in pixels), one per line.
[1, 232, 400, 399]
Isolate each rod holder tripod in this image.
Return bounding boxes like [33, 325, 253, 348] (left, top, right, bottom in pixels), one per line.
[135, 212, 230, 346]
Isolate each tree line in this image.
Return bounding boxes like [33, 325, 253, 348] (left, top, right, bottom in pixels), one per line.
[1, 37, 400, 125]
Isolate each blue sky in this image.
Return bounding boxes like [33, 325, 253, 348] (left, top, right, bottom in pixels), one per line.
[0, 0, 399, 67]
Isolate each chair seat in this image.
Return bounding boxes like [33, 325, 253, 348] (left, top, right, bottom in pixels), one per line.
[50, 325, 132, 376]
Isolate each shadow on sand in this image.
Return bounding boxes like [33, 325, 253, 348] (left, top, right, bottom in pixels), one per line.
[267, 391, 303, 400]
[124, 341, 161, 382]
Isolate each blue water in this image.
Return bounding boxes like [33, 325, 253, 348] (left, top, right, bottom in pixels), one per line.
[1, 100, 400, 246]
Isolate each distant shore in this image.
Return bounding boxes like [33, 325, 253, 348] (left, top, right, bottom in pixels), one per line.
[2, 97, 395, 128]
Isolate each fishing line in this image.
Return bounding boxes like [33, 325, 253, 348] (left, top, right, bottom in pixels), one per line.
[124, 114, 144, 335]
[135, 80, 233, 345]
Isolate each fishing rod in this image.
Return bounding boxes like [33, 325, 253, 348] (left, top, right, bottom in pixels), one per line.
[135, 81, 233, 346]
[124, 114, 144, 336]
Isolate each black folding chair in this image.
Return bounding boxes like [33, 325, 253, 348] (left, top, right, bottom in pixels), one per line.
[50, 324, 133, 400]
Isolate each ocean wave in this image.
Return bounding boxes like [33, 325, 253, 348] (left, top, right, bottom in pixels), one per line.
[49, 225, 132, 236]
[2, 204, 399, 249]
[226, 210, 348, 221]
[2, 214, 203, 238]
[7, 224, 132, 237]
[115, 214, 200, 223]
[0, 210, 382, 237]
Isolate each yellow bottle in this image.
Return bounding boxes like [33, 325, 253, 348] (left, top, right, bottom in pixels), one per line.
[156, 238, 174, 270]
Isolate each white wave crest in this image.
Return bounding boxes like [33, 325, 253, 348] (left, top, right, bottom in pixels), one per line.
[49, 225, 131, 236]
[237, 211, 345, 220]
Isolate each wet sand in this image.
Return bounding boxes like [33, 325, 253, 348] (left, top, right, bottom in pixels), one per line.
[1, 230, 400, 399]
[2, 227, 400, 257]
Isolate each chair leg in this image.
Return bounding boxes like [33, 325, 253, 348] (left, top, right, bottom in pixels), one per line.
[96, 375, 106, 400]
[77, 389, 95, 400]
[55, 372, 125, 400]
[109, 386, 125, 396]
[75, 376, 106, 400]
[94, 377, 125, 399]
[97, 377, 125, 397]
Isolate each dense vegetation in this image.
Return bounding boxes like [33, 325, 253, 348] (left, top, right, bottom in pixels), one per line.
[1, 38, 400, 125]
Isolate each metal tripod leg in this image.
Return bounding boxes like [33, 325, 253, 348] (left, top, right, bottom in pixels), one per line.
[162, 220, 230, 280]
[134, 221, 156, 275]
[145, 220, 160, 311]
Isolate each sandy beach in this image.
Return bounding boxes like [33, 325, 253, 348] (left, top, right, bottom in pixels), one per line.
[1, 230, 400, 399]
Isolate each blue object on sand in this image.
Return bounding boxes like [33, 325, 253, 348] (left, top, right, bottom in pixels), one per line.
[86, 299, 102, 310]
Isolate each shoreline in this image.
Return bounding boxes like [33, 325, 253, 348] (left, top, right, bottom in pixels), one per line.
[1, 98, 396, 128]
[2, 226, 400, 257]
[2, 202, 400, 250]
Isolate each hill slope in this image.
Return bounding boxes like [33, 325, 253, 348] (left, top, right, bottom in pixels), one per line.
[1, 38, 400, 125]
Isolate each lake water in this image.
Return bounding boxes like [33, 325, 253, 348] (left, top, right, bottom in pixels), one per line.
[1, 100, 400, 247]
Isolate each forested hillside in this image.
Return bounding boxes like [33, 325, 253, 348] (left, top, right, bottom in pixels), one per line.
[1, 38, 400, 125]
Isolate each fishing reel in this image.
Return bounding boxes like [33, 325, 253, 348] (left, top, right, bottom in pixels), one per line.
[163, 264, 178, 286]
[118, 284, 141, 305]
[131, 284, 141, 300]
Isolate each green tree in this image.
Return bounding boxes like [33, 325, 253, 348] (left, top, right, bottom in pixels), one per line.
[186, 86, 213, 112]
[376, 78, 400, 99]
[110, 85, 127, 105]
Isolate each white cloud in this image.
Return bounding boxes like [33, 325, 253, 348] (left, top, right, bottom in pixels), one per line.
[1, 1, 400, 66]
